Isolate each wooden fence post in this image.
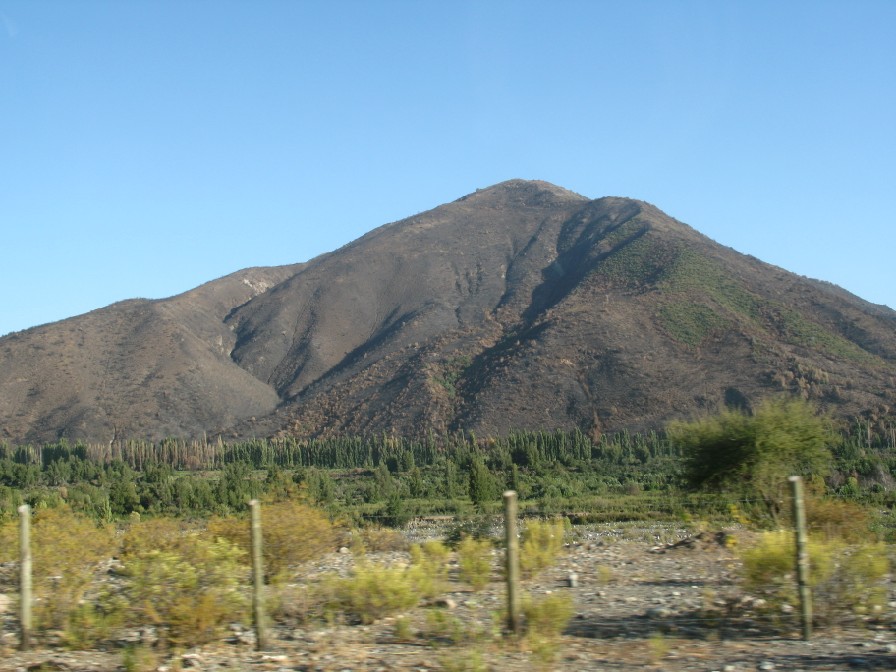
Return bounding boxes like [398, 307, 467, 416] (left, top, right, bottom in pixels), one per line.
[503, 490, 521, 634]
[249, 499, 268, 650]
[789, 476, 812, 640]
[18, 504, 32, 651]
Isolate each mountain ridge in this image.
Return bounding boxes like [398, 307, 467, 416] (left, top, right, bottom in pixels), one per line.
[2, 180, 894, 444]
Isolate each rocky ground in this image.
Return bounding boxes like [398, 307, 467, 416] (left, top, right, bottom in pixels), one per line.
[1, 522, 895, 671]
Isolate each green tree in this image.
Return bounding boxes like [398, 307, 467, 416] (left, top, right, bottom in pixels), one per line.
[667, 397, 833, 523]
[468, 457, 498, 509]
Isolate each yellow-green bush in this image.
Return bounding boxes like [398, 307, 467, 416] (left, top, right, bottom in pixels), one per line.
[741, 529, 836, 592]
[323, 560, 434, 624]
[740, 530, 890, 624]
[24, 507, 118, 643]
[831, 543, 890, 616]
[410, 539, 450, 596]
[206, 499, 340, 581]
[521, 592, 574, 666]
[120, 516, 202, 557]
[520, 519, 568, 578]
[119, 534, 248, 647]
[523, 592, 573, 638]
[457, 534, 493, 591]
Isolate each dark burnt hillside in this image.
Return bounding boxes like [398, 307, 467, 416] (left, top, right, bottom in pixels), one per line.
[2, 180, 895, 444]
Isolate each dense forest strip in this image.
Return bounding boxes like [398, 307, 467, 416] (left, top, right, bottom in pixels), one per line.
[0, 421, 894, 528]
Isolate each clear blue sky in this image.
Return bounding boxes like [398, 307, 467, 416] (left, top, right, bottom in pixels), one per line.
[2, 1, 894, 337]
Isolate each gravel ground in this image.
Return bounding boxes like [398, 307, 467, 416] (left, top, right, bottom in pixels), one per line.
[1, 522, 895, 671]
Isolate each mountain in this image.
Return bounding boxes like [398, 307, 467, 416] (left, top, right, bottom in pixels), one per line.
[2, 180, 895, 445]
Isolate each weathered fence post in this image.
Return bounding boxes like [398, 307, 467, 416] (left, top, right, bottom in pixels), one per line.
[503, 490, 521, 634]
[789, 475, 812, 640]
[249, 499, 268, 650]
[18, 504, 32, 651]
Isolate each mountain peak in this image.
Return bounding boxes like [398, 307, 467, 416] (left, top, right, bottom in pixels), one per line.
[455, 179, 589, 205]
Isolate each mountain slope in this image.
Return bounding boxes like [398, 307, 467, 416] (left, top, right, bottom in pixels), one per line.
[0, 264, 302, 443]
[2, 180, 895, 444]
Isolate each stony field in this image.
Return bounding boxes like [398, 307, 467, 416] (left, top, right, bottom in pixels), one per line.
[1, 522, 895, 671]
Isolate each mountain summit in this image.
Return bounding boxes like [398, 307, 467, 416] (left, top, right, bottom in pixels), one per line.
[2, 181, 894, 444]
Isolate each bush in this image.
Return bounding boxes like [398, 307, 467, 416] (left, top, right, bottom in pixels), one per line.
[353, 524, 410, 553]
[120, 516, 202, 557]
[522, 592, 574, 665]
[740, 530, 890, 624]
[668, 398, 833, 523]
[410, 539, 450, 596]
[803, 496, 871, 542]
[457, 535, 493, 591]
[323, 561, 433, 624]
[26, 507, 118, 642]
[445, 515, 502, 546]
[520, 519, 568, 578]
[206, 500, 340, 582]
[119, 534, 248, 647]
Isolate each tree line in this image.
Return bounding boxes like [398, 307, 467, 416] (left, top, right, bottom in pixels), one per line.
[1, 402, 894, 525]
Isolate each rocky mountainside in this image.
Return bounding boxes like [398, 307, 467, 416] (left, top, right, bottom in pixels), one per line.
[2, 180, 895, 444]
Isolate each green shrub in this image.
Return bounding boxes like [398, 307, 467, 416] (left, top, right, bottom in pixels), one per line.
[457, 534, 493, 591]
[437, 646, 488, 672]
[523, 592, 573, 638]
[424, 608, 497, 647]
[520, 519, 568, 578]
[741, 530, 836, 592]
[121, 644, 161, 672]
[668, 398, 833, 524]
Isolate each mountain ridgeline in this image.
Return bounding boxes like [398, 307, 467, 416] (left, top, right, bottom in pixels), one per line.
[2, 180, 895, 445]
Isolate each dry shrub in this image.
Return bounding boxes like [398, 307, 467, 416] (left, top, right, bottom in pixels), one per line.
[120, 516, 202, 557]
[437, 647, 488, 672]
[269, 581, 321, 625]
[354, 525, 410, 553]
[804, 496, 871, 542]
[26, 507, 118, 641]
[119, 534, 248, 647]
[206, 499, 340, 581]
[0, 516, 18, 563]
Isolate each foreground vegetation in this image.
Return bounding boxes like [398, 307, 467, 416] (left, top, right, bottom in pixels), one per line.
[0, 496, 891, 668]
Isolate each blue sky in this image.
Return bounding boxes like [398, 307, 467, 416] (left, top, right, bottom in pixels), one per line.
[1, 1, 894, 337]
